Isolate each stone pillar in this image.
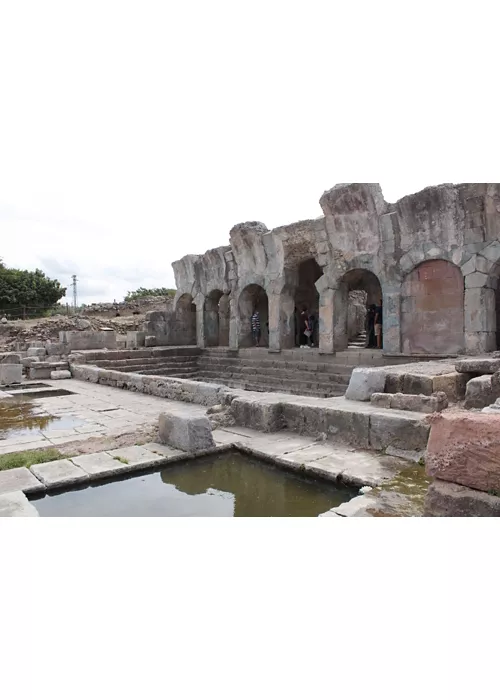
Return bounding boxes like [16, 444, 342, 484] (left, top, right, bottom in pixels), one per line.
[332, 283, 348, 351]
[319, 287, 335, 354]
[218, 294, 230, 346]
[195, 294, 206, 349]
[382, 284, 402, 354]
[465, 286, 496, 354]
[268, 291, 294, 352]
[229, 296, 238, 350]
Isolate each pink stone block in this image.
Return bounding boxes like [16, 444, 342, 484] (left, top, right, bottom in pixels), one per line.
[426, 414, 500, 493]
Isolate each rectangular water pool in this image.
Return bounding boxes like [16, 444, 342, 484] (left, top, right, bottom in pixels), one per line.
[30, 451, 356, 517]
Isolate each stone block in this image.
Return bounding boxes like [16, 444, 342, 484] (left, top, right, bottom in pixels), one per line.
[106, 445, 164, 465]
[369, 411, 430, 452]
[30, 459, 89, 489]
[71, 452, 135, 479]
[389, 392, 448, 413]
[0, 364, 22, 385]
[426, 413, 500, 493]
[0, 467, 45, 496]
[46, 342, 68, 356]
[60, 330, 117, 351]
[402, 373, 434, 396]
[126, 331, 146, 349]
[159, 412, 215, 452]
[21, 357, 40, 368]
[370, 393, 392, 409]
[464, 375, 493, 409]
[324, 408, 370, 448]
[231, 397, 284, 433]
[425, 479, 500, 517]
[29, 347, 47, 359]
[456, 358, 500, 374]
[482, 398, 500, 414]
[145, 335, 157, 347]
[0, 491, 39, 517]
[50, 370, 71, 380]
[432, 372, 468, 402]
[345, 368, 386, 401]
[0, 352, 21, 364]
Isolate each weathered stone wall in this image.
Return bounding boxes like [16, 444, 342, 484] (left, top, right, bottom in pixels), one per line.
[171, 183, 500, 356]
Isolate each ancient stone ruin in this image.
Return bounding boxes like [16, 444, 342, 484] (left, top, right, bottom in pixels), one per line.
[146, 183, 500, 357]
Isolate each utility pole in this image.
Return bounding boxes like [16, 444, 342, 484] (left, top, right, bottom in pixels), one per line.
[71, 275, 78, 311]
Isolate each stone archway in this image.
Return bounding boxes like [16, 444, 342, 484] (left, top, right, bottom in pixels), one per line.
[238, 284, 269, 347]
[204, 290, 230, 347]
[175, 293, 197, 345]
[334, 269, 382, 350]
[294, 258, 322, 346]
[401, 259, 464, 355]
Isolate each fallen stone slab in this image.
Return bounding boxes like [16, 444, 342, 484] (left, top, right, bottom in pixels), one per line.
[455, 358, 500, 375]
[29, 362, 69, 380]
[464, 375, 494, 409]
[0, 364, 22, 385]
[369, 411, 430, 452]
[426, 413, 500, 493]
[425, 479, 500, 517]
[0, 467, 45, 495]
[51, 370, 71, 380]
[30, 459, 89, 489]
[432, 372, 468, 402]
[345, 368, 386, 401]
[159, 412, 215, 452]
[0, 490, 39, 517]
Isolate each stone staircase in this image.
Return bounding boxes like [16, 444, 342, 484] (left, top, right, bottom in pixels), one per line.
[92, 347, 199, 380]
[195, 348, 356, 398]
[348, 330, 367, 349]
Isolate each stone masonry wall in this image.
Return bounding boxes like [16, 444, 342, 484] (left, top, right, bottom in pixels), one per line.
[170, 183, 500, 356]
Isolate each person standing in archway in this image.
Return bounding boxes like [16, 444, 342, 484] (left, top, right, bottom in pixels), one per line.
[251, 308, 261, 346]
[366, 304, 376, 348]
[374, 299, 383, 349]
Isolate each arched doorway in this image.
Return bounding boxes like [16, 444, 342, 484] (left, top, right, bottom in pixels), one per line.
[334, 269, 382, 350]
[294, 258, 322, 346]
[175, 293, 197, 345]
[204, 290, 230, 347]
[238, 284, 269, 347]
[401, 259, 464, 354]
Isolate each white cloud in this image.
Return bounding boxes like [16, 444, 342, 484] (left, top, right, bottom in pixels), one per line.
[0, 2, 498, 303]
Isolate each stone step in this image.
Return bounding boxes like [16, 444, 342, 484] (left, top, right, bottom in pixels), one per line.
[138, 369, 199, 378]
[197, 366, 352, 384]
[197, 368, 348, 391]
[95, 356, 198, 368]
[197, 356, 356, 374]
[119, 363, 198, 375]
[197, 375, 347, 398]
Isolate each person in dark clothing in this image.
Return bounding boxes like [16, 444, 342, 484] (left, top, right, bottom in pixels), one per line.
[374, 300, 383, 349]
[306, 312, 316, 347]
[366, 304, 376, 348]
[299, 307, 309, 347]
[251, 309, 261, 346]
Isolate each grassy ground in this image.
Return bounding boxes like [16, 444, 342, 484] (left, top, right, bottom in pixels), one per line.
[0, 447, 65, 471]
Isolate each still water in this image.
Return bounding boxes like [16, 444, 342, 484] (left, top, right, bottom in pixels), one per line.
[31, 451, 355, 517]
[0, 398, 84, 441]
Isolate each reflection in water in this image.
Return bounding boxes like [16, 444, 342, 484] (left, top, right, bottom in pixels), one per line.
[32, 452, 356, 517]
[0, 398, 84, 440]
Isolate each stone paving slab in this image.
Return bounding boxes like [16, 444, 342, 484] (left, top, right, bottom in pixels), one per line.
[0, 490, 39, 517]
[0, 467, 46, 495]
[0, 439, 52, 455]
[106, 445, 163, 466]
[71, 452, 133, 479]
[141, 442, 185, 458]
[280, 443, 342, 464]
[333, 494, 378, 517]
[30, 459, 88, 489]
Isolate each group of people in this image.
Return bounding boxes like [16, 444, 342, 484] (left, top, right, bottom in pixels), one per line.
[250, 300, 382, 349]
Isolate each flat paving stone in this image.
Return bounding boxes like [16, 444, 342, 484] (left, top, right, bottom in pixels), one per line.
[141, 442, 185, 458]
[106, 445, 163, 466]
[0, 467, 45, 495]
[0, 439, 52, 455]
[0, 490, 39, 517]
[71, 452, 133, 478]
[212, 429, 238, 445]
[281, 443, 343, 464]
[30, 459, 89, 489]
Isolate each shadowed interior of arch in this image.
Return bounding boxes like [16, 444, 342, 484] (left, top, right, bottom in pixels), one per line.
[238, 284, 269, 347]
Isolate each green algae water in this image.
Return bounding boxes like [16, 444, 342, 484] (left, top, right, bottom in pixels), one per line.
[31, 451, 356, 517]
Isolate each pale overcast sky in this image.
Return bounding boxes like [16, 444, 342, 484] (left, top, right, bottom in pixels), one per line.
[0, 1, 497, 304]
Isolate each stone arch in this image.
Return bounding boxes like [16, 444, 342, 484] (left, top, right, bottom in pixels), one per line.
[174, 293, 197, 345]
[401, 259, 464, 355]
[204, 289, 230, 347]
[238, 284, 269, 347]
[333, 269, 383, 350]
[294, 258, 322, 346]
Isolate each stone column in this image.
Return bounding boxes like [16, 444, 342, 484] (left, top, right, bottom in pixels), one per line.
[316, 274, 336, 354]
[382, 284, 402, 354]
[194, 294, 206, 349]
[332, 283, 348, 351]
[268, 291, 294, 352]
[465, 286, 496, 353]
[229, 295, 239, 350]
